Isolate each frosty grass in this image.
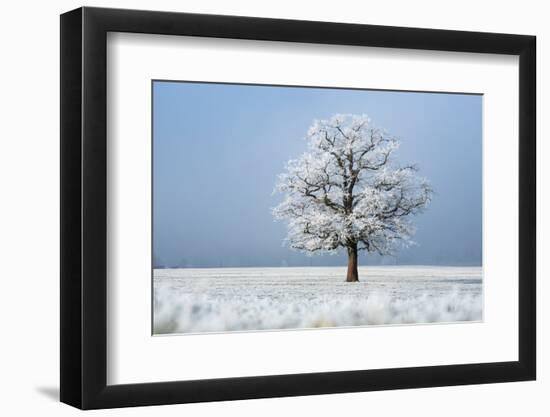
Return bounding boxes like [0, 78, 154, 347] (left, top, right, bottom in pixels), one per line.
[153, 266, 482, 334]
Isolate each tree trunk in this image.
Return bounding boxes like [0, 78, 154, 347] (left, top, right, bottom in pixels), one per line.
[346, 244, 359, 282]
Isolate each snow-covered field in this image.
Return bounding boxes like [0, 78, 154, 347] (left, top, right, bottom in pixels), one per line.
[153, 266, 482, 335]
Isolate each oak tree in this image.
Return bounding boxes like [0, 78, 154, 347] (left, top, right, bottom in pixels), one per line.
[273, 114, 432, 282]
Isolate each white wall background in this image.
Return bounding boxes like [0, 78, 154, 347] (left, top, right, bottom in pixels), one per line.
[0, 0, 545, 415]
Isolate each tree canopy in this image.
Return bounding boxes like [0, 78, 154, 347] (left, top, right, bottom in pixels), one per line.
[273, 114, 432, 258]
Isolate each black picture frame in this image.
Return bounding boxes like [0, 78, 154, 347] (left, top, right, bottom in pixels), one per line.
[60, 6, 536, 410]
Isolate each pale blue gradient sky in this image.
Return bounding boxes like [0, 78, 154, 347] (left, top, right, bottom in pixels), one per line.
[153, 81, 482, 268]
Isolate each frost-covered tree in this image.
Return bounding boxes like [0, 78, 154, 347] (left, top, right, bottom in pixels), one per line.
[273, 114, 432, 282]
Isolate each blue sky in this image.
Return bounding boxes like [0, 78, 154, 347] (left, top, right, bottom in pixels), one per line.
[153, 81, 482, 268]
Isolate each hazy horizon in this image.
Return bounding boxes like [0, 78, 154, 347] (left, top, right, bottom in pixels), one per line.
[154, 264, 483, 270]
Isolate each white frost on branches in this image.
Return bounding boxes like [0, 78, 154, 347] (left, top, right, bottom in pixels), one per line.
[273, 114, 432, 256]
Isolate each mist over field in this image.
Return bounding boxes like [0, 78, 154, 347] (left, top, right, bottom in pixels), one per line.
[153, 266, 482, 335]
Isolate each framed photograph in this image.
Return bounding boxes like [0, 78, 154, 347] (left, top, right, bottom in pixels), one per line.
[60, 6, 536, 409]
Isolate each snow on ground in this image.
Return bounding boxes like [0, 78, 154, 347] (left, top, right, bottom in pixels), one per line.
[153, 266, 482, 335]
